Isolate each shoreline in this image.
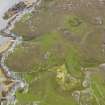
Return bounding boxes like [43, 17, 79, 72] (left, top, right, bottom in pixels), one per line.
[0, 0, 41, 104]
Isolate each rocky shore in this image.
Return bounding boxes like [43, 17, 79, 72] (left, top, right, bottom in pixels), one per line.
[0, 0, 40, 104]
[3, 0, 36, 20]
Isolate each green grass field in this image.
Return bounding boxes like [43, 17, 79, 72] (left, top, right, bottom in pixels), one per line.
[5, 0, 105, 105]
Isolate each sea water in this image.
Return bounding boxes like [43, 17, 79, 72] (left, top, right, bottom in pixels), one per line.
[0, 0, 22, 30]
